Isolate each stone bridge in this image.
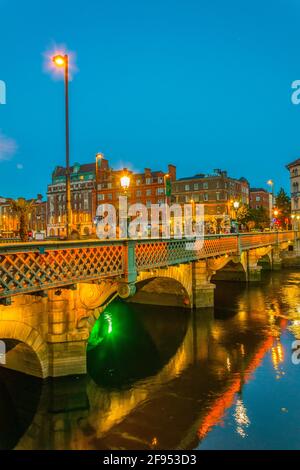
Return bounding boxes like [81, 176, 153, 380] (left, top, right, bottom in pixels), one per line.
[0, 231, 296, 378]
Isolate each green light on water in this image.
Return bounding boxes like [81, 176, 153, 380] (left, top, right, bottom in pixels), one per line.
[104, 313, 113, 334]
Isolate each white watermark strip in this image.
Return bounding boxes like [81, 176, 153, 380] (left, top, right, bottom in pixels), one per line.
[0, 80, 6, 105]
[95, 198, 205, 249]
[0, 340, 6, 364]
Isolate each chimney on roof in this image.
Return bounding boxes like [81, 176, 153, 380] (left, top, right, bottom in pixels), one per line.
[101, 158, 109, 170]
[168, 164, 176, 181]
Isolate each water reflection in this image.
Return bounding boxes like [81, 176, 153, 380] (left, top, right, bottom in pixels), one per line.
[87, 301, 189, 388]
[1, 270, 300, 449]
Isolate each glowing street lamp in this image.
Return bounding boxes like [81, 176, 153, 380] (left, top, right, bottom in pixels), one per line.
[120, 174, 130, 193]
[53, 55, 66, 67]
[52, 53, 72, 239]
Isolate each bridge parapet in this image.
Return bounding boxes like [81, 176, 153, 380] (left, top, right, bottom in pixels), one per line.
[0, 231, 295, 301]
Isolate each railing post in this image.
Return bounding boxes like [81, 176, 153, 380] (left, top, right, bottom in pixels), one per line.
[118, 240, 137, 299]
[123, 239, 137, 283]
[237, 233, 242, 255]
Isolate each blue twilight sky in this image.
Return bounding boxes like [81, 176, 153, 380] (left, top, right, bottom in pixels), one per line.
[0, 0, 300, 198]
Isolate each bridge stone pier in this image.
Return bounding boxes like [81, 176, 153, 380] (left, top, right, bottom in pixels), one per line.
[0, 231, 296, 378]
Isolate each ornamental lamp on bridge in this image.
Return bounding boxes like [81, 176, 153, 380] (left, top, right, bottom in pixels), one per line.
[120, 173, 130, 194]
[231, 200, 240, 233]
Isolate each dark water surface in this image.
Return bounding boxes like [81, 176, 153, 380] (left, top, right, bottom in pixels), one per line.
[1, 270, 300, 450]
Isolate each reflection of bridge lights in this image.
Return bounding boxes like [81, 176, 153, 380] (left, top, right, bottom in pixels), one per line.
[271, 342, 284, 371]
[234, 398, 250, 438]
[226, 356, 231, 372]
[151, 437, 158, 447]
[240, 344, 245, 356]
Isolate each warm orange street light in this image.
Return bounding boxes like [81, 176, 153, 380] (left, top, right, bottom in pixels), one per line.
[52, 53, 72, 239]
[120, 175, 130, 192]
[274, 209, 279, 217]
[53, 55, 66, 67]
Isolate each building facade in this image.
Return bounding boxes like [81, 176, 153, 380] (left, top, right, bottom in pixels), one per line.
[47, 159, 176, 237]
[94, 158, 176, 212]
[47, 163, 95, 237]
[0, 195, 47, 238]
[249, 188, 272, 219]
[286, 158, 300, 218]
[172, 169, 249, 220]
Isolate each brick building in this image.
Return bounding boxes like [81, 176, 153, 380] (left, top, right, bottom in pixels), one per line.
[47, 158, 176, 237]
[249, 188, 272, 219]
[172, 169, 249, 220]
[94, 158, 176, 211]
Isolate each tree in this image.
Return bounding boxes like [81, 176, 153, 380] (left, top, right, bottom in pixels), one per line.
[249, 206, 270, 229]
[10, 198, 35, 241]
[275, 188, 291, 227]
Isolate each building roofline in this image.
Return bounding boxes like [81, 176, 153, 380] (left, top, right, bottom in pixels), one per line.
[286, 158, 300, 169]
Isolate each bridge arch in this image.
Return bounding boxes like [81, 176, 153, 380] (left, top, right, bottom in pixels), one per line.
[0, 321, 48, 378]
[210, 258, 247, 282]
[133, 264, 193, 308]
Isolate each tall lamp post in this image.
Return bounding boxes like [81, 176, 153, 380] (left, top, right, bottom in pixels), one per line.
[233, 200, 240, 232]
[95, 152, 104, 216]
[120, 173, 131, 238]
[273, 208, 279, 231]
[52, 54, 72, 239]
[267, 179, 275, 210]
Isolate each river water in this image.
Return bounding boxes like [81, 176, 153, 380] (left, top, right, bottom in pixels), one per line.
[0, 269, 300, 450]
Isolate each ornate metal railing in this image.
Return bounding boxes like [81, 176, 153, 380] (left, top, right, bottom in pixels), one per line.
[239, 231, 292, 250]
[0, 240, 125, 299]
[0, 231, 295, 300]
[135, 235, 238, 270]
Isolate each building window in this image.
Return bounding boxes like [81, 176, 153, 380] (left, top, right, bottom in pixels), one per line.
[204, 193, 208, 201]
[156, 188, 164, 195]
[146, 200, 151, 208]
[136, 190, 142, 197]
[136, 179, 141, 185]
[158, 177, 163, 184]
[216, 192, 220, 200]
[146, 189, 152, 196]
[256, 196, 261, 201]
[185, 184, 190, 191]
[146, 178, 152, 185]
[194, 183, 199, 190]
